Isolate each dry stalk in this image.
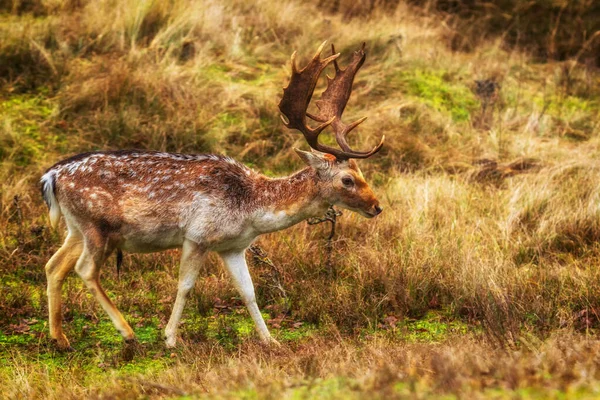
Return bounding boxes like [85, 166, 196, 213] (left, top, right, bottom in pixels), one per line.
[307, 205, 343, 277]
[12, 195, 24, 246]
[248, 244, 287, 299]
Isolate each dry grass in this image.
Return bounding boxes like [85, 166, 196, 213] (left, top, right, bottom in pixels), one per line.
[1, 0, 600, 398]
[4, 333, 600, 399]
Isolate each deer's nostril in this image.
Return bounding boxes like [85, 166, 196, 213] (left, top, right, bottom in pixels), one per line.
[374, 205, 383, 215]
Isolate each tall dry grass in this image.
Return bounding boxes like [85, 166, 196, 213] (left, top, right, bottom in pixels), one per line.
[3, 333, 600, 398]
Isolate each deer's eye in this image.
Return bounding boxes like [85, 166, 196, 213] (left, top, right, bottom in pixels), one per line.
[342, 177, 354, 187]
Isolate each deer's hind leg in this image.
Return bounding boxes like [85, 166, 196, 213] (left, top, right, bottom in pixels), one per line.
[45, 230, 83, 350]
[74, 228, 135, 343]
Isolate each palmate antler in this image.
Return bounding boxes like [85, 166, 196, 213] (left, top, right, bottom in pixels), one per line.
[278, 41, 384, 160]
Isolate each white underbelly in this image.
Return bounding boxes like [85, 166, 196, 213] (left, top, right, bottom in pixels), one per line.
[120, 227, 184, 253]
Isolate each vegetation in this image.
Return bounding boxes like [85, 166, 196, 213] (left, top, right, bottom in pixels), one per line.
[1, 0, 599, 398]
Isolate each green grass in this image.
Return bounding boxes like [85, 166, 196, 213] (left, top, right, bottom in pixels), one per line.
[402, 311, 470, 343]
[394, 68, 478, 122]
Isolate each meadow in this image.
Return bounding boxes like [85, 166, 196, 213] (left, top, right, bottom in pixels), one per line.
[1, 0, 599, 398]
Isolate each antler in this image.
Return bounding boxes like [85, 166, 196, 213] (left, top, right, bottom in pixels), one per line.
[278, 41, 384, 160]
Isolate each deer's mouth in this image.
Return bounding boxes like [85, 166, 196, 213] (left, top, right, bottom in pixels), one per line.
[356, 204, 383, 218]
[354, 208, 378, 218]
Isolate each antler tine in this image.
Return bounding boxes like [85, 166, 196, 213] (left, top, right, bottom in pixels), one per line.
[331, 44, 340, 72]
[335, 116, 367, 152]
[313, 40, 328, 61]
[290, 51, 298, 74]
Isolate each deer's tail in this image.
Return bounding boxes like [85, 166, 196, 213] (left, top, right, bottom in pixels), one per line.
[41, 169, 61, 229]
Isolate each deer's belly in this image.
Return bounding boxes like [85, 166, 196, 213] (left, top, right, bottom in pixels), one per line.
[184, 222, 257, 253]
[207, 232, 257, 252]
[119, 224, 184, 253]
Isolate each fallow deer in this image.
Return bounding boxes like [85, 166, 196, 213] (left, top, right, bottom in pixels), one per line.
[41, 42, 384, 350]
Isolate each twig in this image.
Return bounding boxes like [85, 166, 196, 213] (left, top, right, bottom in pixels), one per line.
[307, 205, 343, 276]
[13, 195, 24, 246]
[248, 244, 287, 298]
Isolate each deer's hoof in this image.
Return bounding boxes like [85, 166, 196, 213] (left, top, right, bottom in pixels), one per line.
[265, 337, 282, 348]
[122, 338, 142, 361]
[164, 336, 177, 349]
[51, 335, 74, 352]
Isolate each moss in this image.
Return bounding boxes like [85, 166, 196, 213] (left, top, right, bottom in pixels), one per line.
[180, 310, 313, 346]
[58, 313, 164, 351]
[288, 377, 360, 400]
[394, 69, 478, 122]
[180, 312, 260, 348]
[227, 388, 260, 399]
[134, 318, 162, 344]
[116, 357, 168, 375]
[70, 317, 125, 349]
[401, 311, 469, 343]
[275, 323, 316, 342]
[533, 94, 597, 118]
[0, 330, 36, 346]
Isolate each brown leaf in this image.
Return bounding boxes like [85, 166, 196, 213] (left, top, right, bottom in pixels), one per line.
[9, 321, 30, 334]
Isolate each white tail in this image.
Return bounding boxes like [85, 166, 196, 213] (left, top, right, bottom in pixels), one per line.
[41, 169, 61, 229]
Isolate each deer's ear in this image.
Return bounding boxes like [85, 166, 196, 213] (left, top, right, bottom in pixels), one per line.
[294, 148, 332, 172]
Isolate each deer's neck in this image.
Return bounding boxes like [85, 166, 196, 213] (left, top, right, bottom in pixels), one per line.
[250, 168, 329, 234]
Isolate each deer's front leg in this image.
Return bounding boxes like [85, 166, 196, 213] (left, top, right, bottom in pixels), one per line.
[218, 250, 279, 345]
[164, 240, 205, 348]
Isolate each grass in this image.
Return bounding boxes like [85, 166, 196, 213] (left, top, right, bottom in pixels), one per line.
[394, 68, 478, 122]
[0, 0, 600, 398]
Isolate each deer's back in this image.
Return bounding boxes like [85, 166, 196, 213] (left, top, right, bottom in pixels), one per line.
[43, 150, 259, 252]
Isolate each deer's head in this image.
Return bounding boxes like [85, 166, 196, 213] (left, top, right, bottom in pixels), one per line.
[293, 149, 381, 217]
[279, 42, 384, 218]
